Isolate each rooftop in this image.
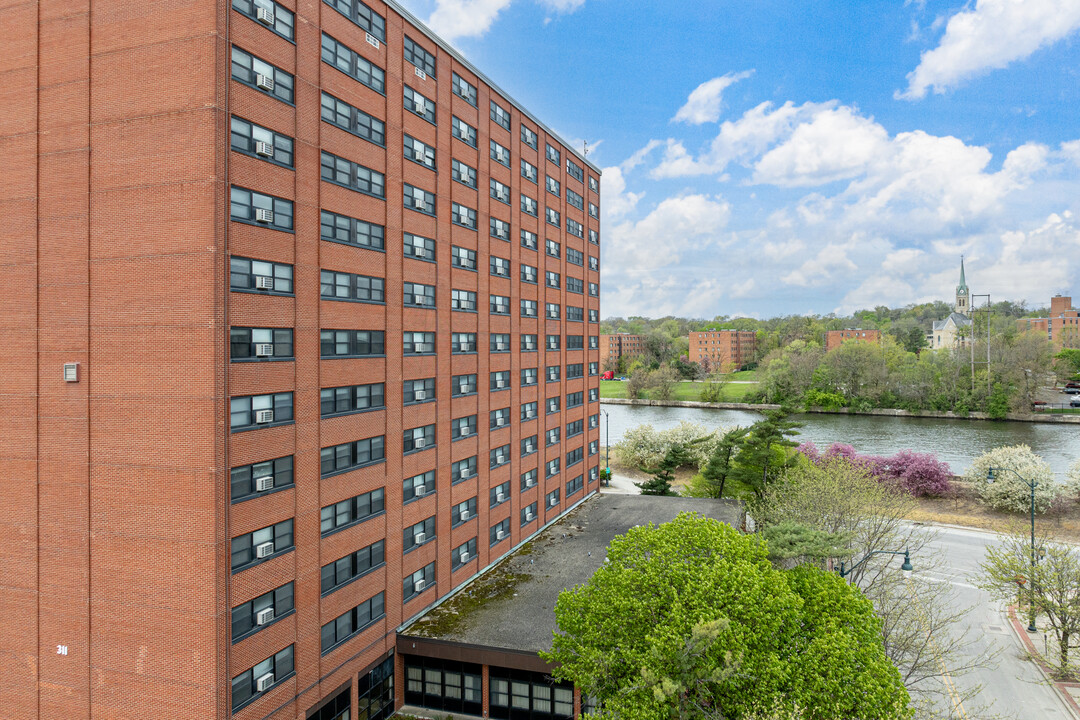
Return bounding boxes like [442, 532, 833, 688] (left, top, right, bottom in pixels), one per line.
[400, 493, 744, 654]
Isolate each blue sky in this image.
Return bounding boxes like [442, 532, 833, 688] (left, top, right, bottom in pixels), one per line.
[398, 0, 1080, 319]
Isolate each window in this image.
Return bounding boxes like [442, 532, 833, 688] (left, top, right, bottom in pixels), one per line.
[588, 440, 598, 456]
[321, 270, 384, 303]
[453, 332, 477, 353]
[546, 365, 561, 383]
[404, 184, 436, 215]
[490, 255, 511, 277]
[453, 202, 477, 229]
[588, 255, 598, 272]
[567, 335, 584, 350]
[321, 209, 385, 251]
[545, 239, 561, 258]
[232, 583, 294, 642]
[405, 424, 436, 453]
[404, 35, 436, 77]
[320, 437, 386, 477]
[545, 207, 560, 227]
[231, 455, 294, 502]
[321, 151, 385, 198]
[490, 140, 510, 167]
[403, 281, 435, 309]
[546, 458, 560, 478]
[490, 294, 510, 315]
[546, 395, 561, 413]
[490, 178, 511, 204]
[232, 519, 294, 572]
[545, 303, 560, 320]
[452, 116, 477, 147]
[231, 117, 293, 167]
[589, 465, 599, 483]
[404, 232, 437, 262]
[321, 92, 385, 146]
[588, 361, 599, 375]
[453, 538, 478, 570]
[567, 218, 584, 238]
[357, 655, 395, 720]
[404, 516, 436, 552]
[405, 658, 483, 714]
[321, 592, 385, 654]
[231, 645, 295, 712]
[520, 401, 538, 420]
[320, 489, 385, 534]
[546, 427, 560, 446]
[545, 271, 560, 289]
[546, 335, 561, 351]
[404, 331, 436, 355]
[521, 158, 538, 183]
[233, 0, 294, 39]
[490, 443, 511, 469]
[321, 540, 385, 595]
[567, 474, 584, 498]
[230, 256, 294, 295]
[521, 229, 538, 250]
[521, 468, 538, 491]
[230, 186, 293, 231]
[567, 277, 584, 295]
[520, 367, 538, 386]
[589, 309, 599, 323]
[452, 414, 477, 440]
[230, 393, 293, 432]
[589, 334, 599, 349]
[521, 194, 538, 216]
[404, 86, 436, 123]
[320, 383, 385, 417]
[567, 248, 584, 266]
[589, 175, 599, 192]
[566, 419, 583, 438]
[490, 518, 511, 546]
[232, 46, 294, 103]
[452, 72, 477, 105]
[323, 0, 385, 41]
[521, 263, 538, 284]
[520, 434, 538, 456]
[567, 447, 583, 467]
[490, 217, 510, 241]
[589, 412, 599, 429]
[546, 488, 561, 508]
[230, 327, 293, 363]
[520, 502, 538, 527]
[567, 363, 584, 379]
[589, 202, 599, 219]
[521, 334, 538, 352]
[453, 373, 478, 396]
[451, 289, 477, 312]
[546, 143, 560, 164]
[404, 135, 436, 170]
[452, 245, 477, 270]
[404, 378, 436, 404]
[567, 306, 583, 322]
[521, 124, 538, 149]
[589, 387, 599, 402]
[486, 481, 510, 510]
[589, 282, 599, 297]
[490, 407, 511, 430]
[566, 157, 584, 181]
[520, 299, 537, 318]
[567, 188, 583, 210]
[546, 175, 560, 197]
[452, 497, 477, 527]
[320, 34, 385, 94]
[452, 159, 477, 188]
[490, 371, 512, 392]
[589, 228, 599, 245]
[490, 100, 511, 131]
[320, 329, 385, 357]
[453, 456, 478, 483]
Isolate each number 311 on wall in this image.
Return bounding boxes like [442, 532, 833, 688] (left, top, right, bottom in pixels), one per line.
[56, 645, 69, 656]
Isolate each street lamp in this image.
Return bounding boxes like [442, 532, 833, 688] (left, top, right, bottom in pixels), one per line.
[987, 466, 1039, 632]
[601, 409, 610, 473]
[838, 549, 913, 579]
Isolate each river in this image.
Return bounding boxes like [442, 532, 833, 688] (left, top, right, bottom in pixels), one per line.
[599, 403, 1079, 479]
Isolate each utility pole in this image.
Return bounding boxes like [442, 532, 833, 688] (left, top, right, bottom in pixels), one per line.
[972, 293, 991, 396]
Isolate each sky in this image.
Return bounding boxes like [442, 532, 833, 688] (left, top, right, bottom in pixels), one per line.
[397, 0, 1080, 319]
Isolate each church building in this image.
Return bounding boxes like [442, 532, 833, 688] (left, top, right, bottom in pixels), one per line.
[931, 258, 974, 350]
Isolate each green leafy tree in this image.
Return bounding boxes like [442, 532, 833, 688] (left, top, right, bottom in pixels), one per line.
[760, 521, 853, 568]
[1055, 348, 1080, 377]
[543, 514, 911, 720]
[729, 407, 802, 497]
[698, 426, 750, 498]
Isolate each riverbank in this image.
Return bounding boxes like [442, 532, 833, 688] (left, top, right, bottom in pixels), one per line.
[600, 397, 1080, 425]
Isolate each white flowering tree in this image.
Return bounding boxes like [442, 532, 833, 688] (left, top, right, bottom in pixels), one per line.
[614, 421, 724, 472]
[963, 445, 1060, 514]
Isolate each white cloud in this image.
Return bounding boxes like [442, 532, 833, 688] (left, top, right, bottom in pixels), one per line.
[539, 0, 584, 10]
[1059, 139, 1080, 167]
[600, 166, 644, 220]
[426, 0, 514, 40]
[672, 71, 754, 125]
[729, 278, 757, 299]
[900, 0, 1080, 100]
[781, 243, 858, 287]
[606, 193, 732, 277]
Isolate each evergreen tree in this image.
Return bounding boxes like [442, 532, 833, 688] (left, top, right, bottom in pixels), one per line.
[730, 407, 802, 497]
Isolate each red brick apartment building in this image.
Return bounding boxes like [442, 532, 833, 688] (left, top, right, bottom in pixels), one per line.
[0, 0, 602, 716]
[599, 333, 646, 367]
[824, 328, 882, 352]
[1018, 295, 1080, 348]
[688, 330, 756, 373]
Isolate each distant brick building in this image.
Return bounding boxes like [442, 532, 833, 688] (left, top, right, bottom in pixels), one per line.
[1019, 295, 1080, 348]
[601, 333, 647, 368]
[825, 329, 882, 352]
[688, 330, 756, 373]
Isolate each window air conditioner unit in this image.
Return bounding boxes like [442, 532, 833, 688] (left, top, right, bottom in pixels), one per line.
[526, 477, 536, 488]
[496, 491, 506, 503]
[496, 417, 506, 427]
[496, 379, 505, 389]
[365, 32, 380, 48]
[414, 66, 426, 80]
[414, 532, 426, 545]
[413, 294, 425, 305]
[254, 343, 274, 357]
[255, 409, 274, 424]
[414, 438, 426, 449]
[255, 475, 274, 492]
[459, 420, 470, 434]
[254, 208, 274, 224]
[459, 383, 470, 395]
[414, 578, 426, 591]
[549, 495, 558, 507]
[256, 6, 275, 25]
[457, 469, 470, 481]
[413, 389, 426, 401]
[524, 442, 534, 453]
[256, 541, 275, 558]
[414, 484, 427, 497]
[459, 509, 470, 521]
[525, 409, 535, 419]
[495, 452, 504, 464]
[256, 673, 275, 692]
[255, 73, 275, 92]
[496, 529, 506, 541]
[495, 342, 507, 351]
[460, 342, 471, 352]
[413, 343, 425, 354]
[459, 550, 470, 564]
[254, 141, 274, 157]
[525, 509, 534, 521]
[413, 147, 425, 162]
[256, 607, 275, 625]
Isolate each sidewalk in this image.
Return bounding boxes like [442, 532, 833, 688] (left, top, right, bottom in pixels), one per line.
[599, 469, 642, 495]
[1006, 605, 1080, 719]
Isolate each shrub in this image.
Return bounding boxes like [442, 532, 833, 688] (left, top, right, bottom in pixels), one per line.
[803, 389, 845, 410]
[798, 443, 952, 498]
[614, 421, 724, 472]
[964, 445, 1060, 514]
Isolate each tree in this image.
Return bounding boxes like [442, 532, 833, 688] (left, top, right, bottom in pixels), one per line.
[1055, 348, 1080, 378]
[636, 443, 687, 496]
[980, 527, 1080, 674]
[626, 368, 649, 399]
[728, 407, 802, 497]
[543, 514, 912, 720]
[963, 444, 1060, 514]
[647, 365, 679, 400]
[697, 426, 750, 498]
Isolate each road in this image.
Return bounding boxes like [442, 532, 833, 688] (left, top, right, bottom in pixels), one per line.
[914, 523, 1075, 720]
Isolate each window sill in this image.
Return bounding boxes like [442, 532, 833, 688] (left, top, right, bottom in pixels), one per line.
[232, 546, 294, 575]
[231, 670, 297, 714]
[231, 356, 294, 363]
[320, 509, 386, 539]
[322, 296, 387, 306]
[231, 482, 295, 505]
[320, 405, 386, 420]
[320, 458, 386, 480]
[231, 419, 294, 434]
[320, 354, 387, 360]
[321, 561, 386, 598]
[231, 217, 295, 233]
[232, 608, 296, 645]
[320, 614, 385, 657]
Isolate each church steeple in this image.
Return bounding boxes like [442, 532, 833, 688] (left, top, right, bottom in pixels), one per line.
[955, 256, 969, 316]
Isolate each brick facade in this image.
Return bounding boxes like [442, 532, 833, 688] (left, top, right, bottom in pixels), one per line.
[599, 333, 646, 368]
[824, 328, 882, 353]
[688, 330, 756, 373]
[0, 0, 601, 717]
[1019, 295, 1080, 348]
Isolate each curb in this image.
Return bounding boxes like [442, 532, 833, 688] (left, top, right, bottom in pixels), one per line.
[1005, 604, 1080, 719]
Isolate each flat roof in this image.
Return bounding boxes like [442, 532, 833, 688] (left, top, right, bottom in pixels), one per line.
[399, 493, 744, 654]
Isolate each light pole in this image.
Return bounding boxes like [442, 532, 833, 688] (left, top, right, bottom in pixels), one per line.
[987, 466, 1039, 632]
[838, 549, 913, 580]
[601, 409, 610, 473]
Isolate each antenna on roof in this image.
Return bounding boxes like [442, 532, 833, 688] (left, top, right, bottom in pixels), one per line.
[583, 140, 589, 158]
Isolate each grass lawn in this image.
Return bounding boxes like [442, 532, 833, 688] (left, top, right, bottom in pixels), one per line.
[600, 380, 757, 402]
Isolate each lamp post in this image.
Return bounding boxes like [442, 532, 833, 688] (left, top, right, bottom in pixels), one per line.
[601, 409, 610, 473]
[987, 466, 1039, 632]
[838, 549, 913, 580]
